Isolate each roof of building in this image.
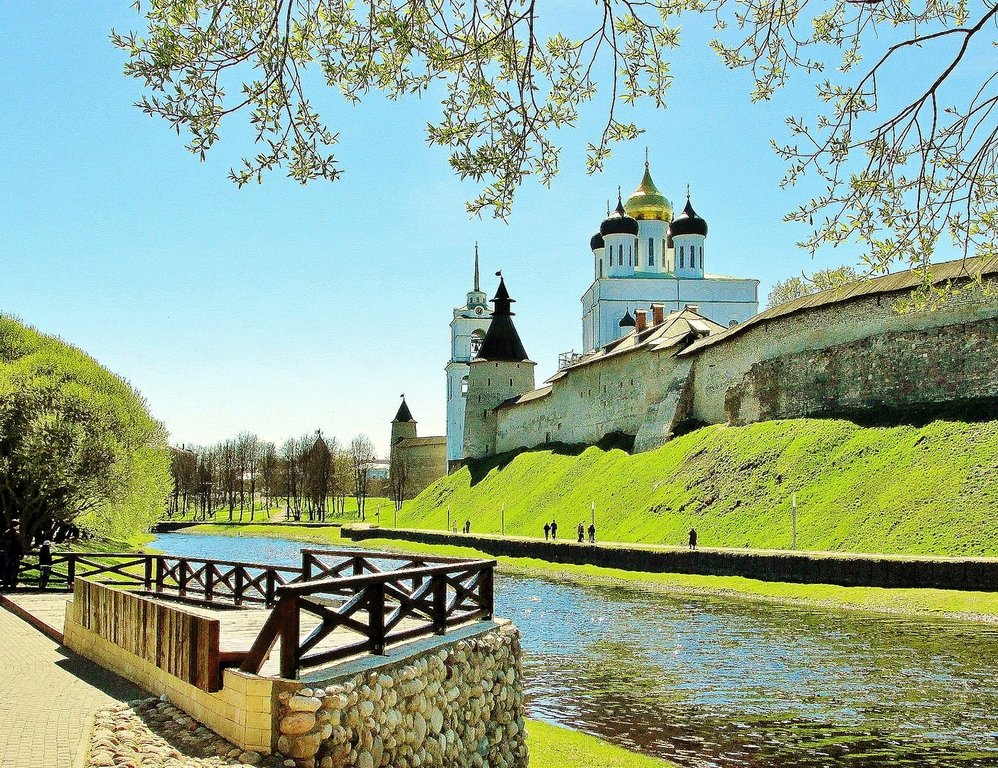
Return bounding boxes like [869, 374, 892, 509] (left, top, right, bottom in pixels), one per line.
[624, 163, 672, 221]
[545, 307, 726, 383]
[590, 232, 605, 251]
[396, 435, 446, 447]
[393, 398, 414, 422]
[495, 385, 554, 410]
[680, 255, 998, 357]
[600, 199, 640, 237]
[475, 276, 531, 362]
[671, 197, 708, 237]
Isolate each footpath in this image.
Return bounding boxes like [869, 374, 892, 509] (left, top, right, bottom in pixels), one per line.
[0, 597, 141, 768]
[341, 527, 998, 592]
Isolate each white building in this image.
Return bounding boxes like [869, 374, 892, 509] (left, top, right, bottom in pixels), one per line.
[445, 247, 493, 465]
[581, 162, 759, 351]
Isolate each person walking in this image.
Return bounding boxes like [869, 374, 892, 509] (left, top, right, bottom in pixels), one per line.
[464, 519, 471, 534]
[550, 520, 558, 540]
[588, 523, 596, 544]
[543, 522, 550, 540]
[577, 522, 584, 543]
[38, 540, 53, 589]
[2, 523, 24, 590]
[688, 527, 698, 551]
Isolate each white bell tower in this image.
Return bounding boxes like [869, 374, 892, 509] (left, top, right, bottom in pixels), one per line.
[445, 246, 493, 467]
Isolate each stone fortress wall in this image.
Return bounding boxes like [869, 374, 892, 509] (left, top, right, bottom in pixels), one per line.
[486, 258, 998, 456]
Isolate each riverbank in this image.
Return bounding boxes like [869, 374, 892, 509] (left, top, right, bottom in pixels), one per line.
[176, 523, 998, 622]
[405, 418, 998, 556]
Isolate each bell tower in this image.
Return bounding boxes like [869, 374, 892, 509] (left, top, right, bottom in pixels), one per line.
[446, 246, 493, 468]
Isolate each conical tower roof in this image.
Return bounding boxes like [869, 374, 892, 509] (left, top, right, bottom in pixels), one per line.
[475, 276, 530, 362]
[393, 398, 415, 423]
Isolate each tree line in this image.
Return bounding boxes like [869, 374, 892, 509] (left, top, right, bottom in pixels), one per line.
[167, 432, 381, 523]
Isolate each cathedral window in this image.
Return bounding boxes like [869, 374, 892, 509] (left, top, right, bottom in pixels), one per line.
[470, 329, 485, 355]
[618, 245, 623, 266]
[461, 377, 469, 396]
[680, 247, 684, 268]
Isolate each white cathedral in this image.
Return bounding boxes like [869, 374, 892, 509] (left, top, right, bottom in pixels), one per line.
[440, 161, 760, 465]
[582, 160, 758, 350]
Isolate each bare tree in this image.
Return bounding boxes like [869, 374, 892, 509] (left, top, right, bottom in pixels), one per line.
[349, 434, 376, 521]
[389, 439, 410, 513]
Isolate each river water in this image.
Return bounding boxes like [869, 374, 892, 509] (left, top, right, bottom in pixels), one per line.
[150, 533, 998, 767]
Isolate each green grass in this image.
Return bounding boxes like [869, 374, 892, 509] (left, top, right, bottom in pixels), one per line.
[175, 524, 998, 622]
[402, 418, 998, 557]
[527, 719, 676, 768]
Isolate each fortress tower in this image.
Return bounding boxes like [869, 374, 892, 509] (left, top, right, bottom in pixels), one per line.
[390, 397, 417, 445]
[462, 276, 535, 460]
[445, 247, 493, 467]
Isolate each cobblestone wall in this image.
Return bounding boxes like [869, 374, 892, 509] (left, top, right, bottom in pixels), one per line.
[275, 623, 526, 768]
[726, 317, 998, 423]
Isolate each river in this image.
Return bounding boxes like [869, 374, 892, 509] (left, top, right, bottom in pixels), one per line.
[150, 532, 998, 767]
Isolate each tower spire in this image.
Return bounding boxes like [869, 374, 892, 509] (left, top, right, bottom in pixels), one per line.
[474, 243, 480, 292]
[645, 146, 649, 169]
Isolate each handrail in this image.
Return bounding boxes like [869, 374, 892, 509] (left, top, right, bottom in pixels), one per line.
[17, 547, 497, 679]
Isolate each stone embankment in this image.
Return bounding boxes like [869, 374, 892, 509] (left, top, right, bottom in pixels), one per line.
[343, 527, 998, 592]
[276, 623, 527, 768]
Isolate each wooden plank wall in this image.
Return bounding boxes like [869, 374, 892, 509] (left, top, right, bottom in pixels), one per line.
[73, 579, 221, 691]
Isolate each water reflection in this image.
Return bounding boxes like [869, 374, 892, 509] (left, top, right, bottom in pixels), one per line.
[152, 533, 998, 767]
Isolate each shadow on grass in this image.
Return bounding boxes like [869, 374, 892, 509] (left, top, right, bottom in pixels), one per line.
[462, 432, 636, 487]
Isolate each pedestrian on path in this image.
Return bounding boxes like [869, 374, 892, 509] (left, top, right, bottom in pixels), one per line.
[464, 519, 471, 534]
[2, 522, 24, 590]
[543, 522, 550, 540]
[688, 528, 698, 551]
[550, 520, 558, 540]
[38, 540, 53, 589]
[588, 523, 596, 544]
[577, 522, 584, 543]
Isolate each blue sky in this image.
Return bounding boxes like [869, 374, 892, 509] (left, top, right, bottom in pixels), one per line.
[1, 3, 871, 454]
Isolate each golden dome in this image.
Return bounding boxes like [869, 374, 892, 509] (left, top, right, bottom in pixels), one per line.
[624, 163, 672, 221]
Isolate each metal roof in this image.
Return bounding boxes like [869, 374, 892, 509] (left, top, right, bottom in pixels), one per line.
[680, 255, 998, 357]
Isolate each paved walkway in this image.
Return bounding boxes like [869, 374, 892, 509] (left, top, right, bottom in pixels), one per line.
[0, 598, 141, 768]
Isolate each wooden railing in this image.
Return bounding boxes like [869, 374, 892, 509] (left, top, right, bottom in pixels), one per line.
[240, 557, 495, 679]
[72, 578, 223, 691]
[19, 548, 497, 679]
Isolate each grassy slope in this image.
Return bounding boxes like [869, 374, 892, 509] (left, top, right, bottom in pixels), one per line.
[528, 720, 675, 768]
[402, 419, 998, 557]
[179, 525, 998, 620]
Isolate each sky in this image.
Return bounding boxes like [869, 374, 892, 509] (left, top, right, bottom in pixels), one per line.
[0, 3, 910, 455]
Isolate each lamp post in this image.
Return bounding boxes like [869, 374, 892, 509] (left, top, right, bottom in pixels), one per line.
[791, 492, 798, 551]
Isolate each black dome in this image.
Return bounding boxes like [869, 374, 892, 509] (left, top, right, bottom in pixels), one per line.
[590, 232, 605, 251]
[670, 197, 708, 237]
[600, 199, 639, 237]
[619, 311, 635, 327]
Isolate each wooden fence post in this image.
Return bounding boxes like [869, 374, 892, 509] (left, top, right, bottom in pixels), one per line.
[265, 570, 276, 606]
[143, 556, 153, 591]
[432, 574, 447, 635]
[234, 567, 244, 607]
[155, 556, 165, 593]
[301, 552, 312, 582]
[279, 596, 300, 679]
[67, 555, 76, 587]
[481, 565, 494, 619]
[205, 564, 215, 602]
[369, 583, 386, 654]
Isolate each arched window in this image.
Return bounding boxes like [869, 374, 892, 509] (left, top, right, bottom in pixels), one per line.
[618, 245, 623, 266]
[461, 376, 469, 396]
[679, 246, 684, 268]
[470, 329, 485, 355]
[599, 258, 604, 277]
[648, 237, 654, 266]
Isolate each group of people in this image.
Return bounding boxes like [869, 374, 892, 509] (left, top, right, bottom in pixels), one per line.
[0, 521, 53, 591]
[541, 519, 597, 544]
